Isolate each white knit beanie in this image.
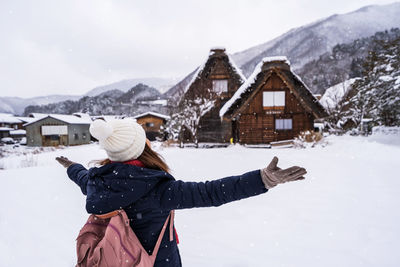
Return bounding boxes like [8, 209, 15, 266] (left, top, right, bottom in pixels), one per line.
[89, 118, 146, 162]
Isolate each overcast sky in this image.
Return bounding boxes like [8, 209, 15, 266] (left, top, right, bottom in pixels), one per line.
[0, 0, 396, 98]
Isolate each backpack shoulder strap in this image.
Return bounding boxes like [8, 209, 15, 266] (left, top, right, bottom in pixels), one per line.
[151, 210, 175, 258]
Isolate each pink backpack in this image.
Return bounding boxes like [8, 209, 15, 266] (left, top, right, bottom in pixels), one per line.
[76, 209, 175, 267]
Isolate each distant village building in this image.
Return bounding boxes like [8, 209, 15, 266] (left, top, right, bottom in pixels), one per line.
[0, 113, 23, 130]
[0, 127, 13, 138]
[24, 114, 92, 146]
[9, 129, 26, 141]
[133, 112, 170, 141]
[220, 57, 327, 144]
[179, 47, 246, 143]
[15, 116, 36, 125]
[0, 113, 31, 141]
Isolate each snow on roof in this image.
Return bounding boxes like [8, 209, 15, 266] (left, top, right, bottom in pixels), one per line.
[133, 111, 170, 120]
[0, 113, 22, 124]
[73, 112, 92, 119]
[0, 127, 13, 131]
[24, 114, 92, 126]
[220, 58, 267, 118]
[183, 63, 206, 95]
[183, 50, 246, 95]
[227, 53, 246, 82]
[10, 129, 26, 135]
[291, 72, 315, 96]
[262, 56, 290, 65]
[210, 46, 226, 51]
[15, 116, 36, 123]
[28, 113, 48, 118]
[50, 114, 92, 124]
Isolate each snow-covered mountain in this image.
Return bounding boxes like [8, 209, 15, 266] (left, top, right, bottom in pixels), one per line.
[1, 78, 176, 115]
[117, 83, 162, 103]
[0, 95, 81, 115]
[24, 84, 168, 116]
[298, 28, 400, 94]
[232, 2, 400, 76]
[85, 77, 178, 97]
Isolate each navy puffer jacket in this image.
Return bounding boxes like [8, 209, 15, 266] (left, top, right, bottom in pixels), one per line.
[67, 162, 268, 266]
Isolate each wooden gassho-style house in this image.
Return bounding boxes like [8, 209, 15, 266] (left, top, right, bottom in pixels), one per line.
[180, 47, 246, 143]
[220, 56, 327, 144]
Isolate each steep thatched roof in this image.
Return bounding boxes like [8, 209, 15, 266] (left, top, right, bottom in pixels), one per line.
[164, 47, 246, 102]
[220, 56, 328, 119]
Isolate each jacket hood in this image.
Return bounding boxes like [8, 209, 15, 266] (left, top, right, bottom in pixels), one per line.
[85, 163, 174, 214]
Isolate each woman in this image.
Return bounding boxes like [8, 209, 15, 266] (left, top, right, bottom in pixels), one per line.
[56, 118, 306, 266]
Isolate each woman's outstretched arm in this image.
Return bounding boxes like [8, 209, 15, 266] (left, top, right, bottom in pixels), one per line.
[156, 170, 268, 210]
[66, 163, 89, 195]
[56, 156, 89, 195]
[157, 157, 306, 210]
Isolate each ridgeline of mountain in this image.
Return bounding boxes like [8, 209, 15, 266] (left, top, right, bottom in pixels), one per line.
[164, 3, 400, 101]
[0, 94, 81, 115]
[298, 28, 400, 94]
[85, 78, 177, 97]
[24, 84, 168, 116]
[232, 2, 400, 76]
[1, 78, 176, 116]
[117, 83, 162, 103]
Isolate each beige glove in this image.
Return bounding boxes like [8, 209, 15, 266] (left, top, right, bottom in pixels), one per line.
[55, 156, 76, 168]
[260, 156, 306, 189]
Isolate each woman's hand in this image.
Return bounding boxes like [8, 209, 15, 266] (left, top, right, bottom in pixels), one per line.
[55, 156, 76, 168]
[260, 156, 307, 189]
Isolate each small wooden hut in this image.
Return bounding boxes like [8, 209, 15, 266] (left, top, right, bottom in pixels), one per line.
[180, 47, 246, 143]
[133, 112, 170, 141]
[220, 57, 327, 144]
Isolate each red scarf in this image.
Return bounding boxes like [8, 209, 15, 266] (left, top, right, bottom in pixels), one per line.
[119, 159, 145, 167]
[112, 159, 180, 244]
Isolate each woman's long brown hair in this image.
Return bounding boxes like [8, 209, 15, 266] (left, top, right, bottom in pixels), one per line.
[91, 143, 170, 173]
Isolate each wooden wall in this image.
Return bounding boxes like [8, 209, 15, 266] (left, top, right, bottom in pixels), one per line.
[237, 73, 314, 144]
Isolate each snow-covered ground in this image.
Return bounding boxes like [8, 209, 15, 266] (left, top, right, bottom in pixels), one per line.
[0, 134, 399, 267]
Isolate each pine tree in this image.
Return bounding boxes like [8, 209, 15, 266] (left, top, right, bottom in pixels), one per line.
[342, 30, 400, 129]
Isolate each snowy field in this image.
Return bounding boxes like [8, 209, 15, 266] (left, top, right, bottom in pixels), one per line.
[0, 134, 399, 267]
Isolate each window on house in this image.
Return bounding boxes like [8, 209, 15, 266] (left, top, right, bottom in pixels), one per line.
[74, 133, 79, 140]
[146, 122, 155, 127]
[82, 133, 87, 139]
[263, 91, 285, 107]
[275, 119, 292, 130]
[212, 80, 228, 93]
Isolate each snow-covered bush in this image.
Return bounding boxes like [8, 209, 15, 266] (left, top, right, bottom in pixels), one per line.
[165, 87, 217, 146]
[293, 130, 327, 148]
